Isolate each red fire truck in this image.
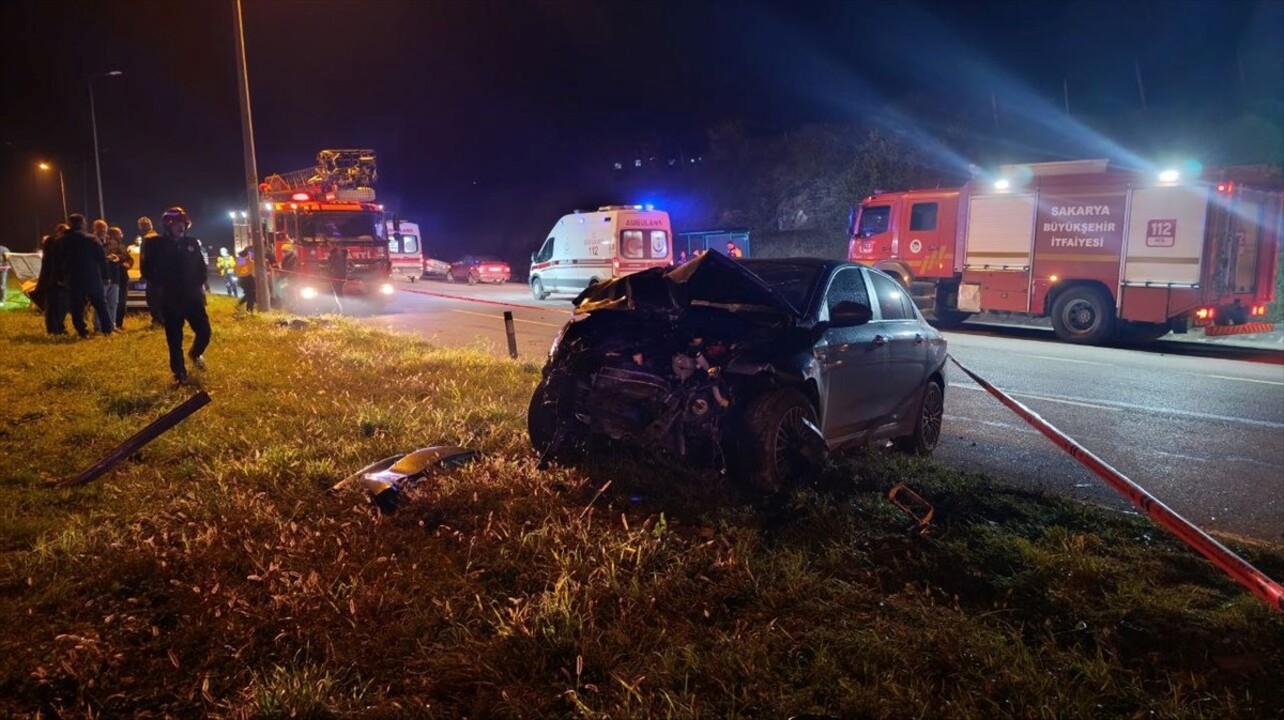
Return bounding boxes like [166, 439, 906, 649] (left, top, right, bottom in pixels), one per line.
[250, 149, 395, 310]
[849, 159, 1281, 344]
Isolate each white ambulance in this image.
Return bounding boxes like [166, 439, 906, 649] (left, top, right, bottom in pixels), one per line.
[528, 205, 672, 300]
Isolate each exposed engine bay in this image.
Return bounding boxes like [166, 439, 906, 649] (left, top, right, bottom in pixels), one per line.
[529, 252, 829, 479]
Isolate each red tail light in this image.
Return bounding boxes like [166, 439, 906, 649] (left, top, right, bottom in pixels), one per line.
[1250, 305, 1267, 317]
[612, 257, 620, 277]
[1195, 307, 1215, 320]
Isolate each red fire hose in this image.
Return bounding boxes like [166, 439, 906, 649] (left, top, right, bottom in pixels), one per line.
[948, 355, 1283, 614]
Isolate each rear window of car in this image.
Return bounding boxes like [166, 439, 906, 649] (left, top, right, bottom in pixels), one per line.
[621, 230, 668, 259]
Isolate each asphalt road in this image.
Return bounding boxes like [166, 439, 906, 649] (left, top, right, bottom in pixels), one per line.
[359, 278, 1284, 540]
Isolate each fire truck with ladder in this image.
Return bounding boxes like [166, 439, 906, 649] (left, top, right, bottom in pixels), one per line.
[249, 149, 395, 310]
[849, 159, 1281, 344]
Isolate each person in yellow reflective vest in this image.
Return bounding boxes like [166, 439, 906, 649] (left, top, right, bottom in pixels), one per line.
[216, 248, 237, 297]
[234, 248, 257, 313]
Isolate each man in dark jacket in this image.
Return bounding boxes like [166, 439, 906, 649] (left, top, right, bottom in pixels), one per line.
[60, 214, 113, 338]
[137, 216, 164, 328]
[35, 225, 70, 333]
[105, 226, 133, 330]
[143, 207, 211, 384]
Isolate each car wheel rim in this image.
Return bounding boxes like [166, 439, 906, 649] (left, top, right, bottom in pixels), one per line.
[921, 386, 942, 448]
[1063, 299, 1098, 333]
[773, 406, 810, 479]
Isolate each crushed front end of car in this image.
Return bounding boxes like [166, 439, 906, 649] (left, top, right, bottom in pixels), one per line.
[528, 252, 827, 489]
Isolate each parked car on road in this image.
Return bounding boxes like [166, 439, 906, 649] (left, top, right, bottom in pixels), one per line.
[528, 253, 948, 490]
[447, 256, 511, 284]
[421, 257, 451, 280]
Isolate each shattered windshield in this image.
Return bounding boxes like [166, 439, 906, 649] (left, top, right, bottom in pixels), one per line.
[737, 260, 823, 313]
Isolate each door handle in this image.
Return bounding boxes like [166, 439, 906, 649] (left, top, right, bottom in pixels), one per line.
[915, 333, 924, 344]
[872, 335, 888, 348]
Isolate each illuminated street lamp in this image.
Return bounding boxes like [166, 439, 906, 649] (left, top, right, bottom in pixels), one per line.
[89, 70, 123, 220]
[37, 162, 68, 221]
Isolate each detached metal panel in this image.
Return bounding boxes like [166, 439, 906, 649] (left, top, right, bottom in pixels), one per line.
[1122, 185, 1209, 287]
[964, 193, 1037, 269]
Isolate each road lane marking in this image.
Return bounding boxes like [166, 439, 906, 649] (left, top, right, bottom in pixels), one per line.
[951, 381, 1284, 429]
[1021, 354, 1113, 366]
[1205, 374, 1284, 387]
[451, 308, 563, 328]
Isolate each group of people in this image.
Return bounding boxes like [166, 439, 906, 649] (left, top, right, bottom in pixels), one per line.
[675, 240, 744, 265]
[35, 215, 137, 336]
[35, 207, 213, 384]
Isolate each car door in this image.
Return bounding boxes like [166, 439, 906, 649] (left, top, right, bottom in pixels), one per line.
[866, 269, 927, 426]
[815, 267, 890, 443]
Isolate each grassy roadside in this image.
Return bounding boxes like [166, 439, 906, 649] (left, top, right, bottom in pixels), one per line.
[1, 300, 1281, 719]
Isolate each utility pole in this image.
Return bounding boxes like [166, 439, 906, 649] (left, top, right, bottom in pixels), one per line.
[233, 0, 271, 310]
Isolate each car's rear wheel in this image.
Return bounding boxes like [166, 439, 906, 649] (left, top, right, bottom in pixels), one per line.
[532, 277, 548, 300]
[893, 379, 943, 456]
[445, 271, 456, 283]
[738, 388, 825, 492]
[468, 271, 480, 286]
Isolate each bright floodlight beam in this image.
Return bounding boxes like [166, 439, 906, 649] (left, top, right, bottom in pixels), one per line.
[1158, 169, 1180, 183]
[994, 178, 1011, 190]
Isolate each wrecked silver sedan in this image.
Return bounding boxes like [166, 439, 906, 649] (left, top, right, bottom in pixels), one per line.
[527, 253, 948, 490]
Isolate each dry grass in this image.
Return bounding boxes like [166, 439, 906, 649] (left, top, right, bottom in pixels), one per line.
[0, 299, 1281, 719]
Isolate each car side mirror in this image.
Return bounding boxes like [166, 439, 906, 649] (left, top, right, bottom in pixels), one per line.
[829, 301, 872, 328]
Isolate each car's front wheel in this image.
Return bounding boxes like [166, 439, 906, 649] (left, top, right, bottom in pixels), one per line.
[468, 271, 480, 285]
[737, 388, 826, 492]
[893, 379, 943, 456]
[532, 277, 548, 300]
[445, 271, 456, 283]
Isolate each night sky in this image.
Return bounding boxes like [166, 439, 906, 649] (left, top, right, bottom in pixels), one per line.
[1, 0, 1279, 254]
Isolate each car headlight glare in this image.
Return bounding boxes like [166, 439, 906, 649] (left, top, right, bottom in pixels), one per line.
[380, 283, 395, 296]
[300, 286, 318, 300]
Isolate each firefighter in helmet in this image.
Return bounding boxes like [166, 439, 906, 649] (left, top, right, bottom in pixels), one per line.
[142, 206, 212, 384]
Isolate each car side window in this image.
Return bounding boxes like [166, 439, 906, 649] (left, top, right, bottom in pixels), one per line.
[867, 271, 914, 320]
[537, 237, 554, 262]
[824, 268, 870, 316]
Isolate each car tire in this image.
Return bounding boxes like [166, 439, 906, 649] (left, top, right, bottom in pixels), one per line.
[528, 376, 581, 460]
[737, 388, 826, 492]
[468, 271, 479, 286]
[1051, 285, 1116, 344]
[532, 277, 549, 300]
[445, 271, 455, 283]
[893, 379, 943, 456]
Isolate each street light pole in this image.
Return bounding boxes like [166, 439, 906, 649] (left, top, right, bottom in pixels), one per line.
[37, 162, 69, 222]
[88, 70, 122, 221]
[233, 0, 271, 310]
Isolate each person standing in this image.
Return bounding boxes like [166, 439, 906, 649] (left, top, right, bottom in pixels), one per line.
[144, 207, 211, 384]
[105, 226, 134, 330]
[216, 247, 237, 297]
[327, 240, 348, 296]
[234, 248, 257, 313]
[725, 240, 744, 259]
[92, 221, 120, 333]
[137, 216, 164, 328]
[36, 224, 70, 334]
[0, 244, 10, 305]
[60, 214, 113, 338]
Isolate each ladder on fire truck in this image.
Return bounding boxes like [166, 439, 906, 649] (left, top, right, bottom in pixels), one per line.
[261, 149, 378, 201]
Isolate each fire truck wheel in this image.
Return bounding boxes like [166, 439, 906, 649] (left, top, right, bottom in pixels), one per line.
[1051, 285, 1116, 345]
[531, 277, 548, 300]
[933, 285, 973, 328]
[468, 271, 480, 285]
